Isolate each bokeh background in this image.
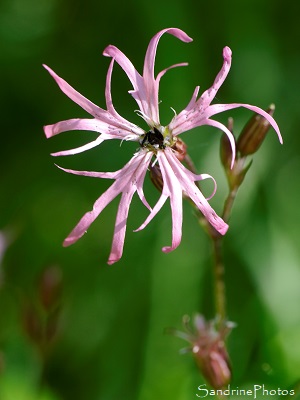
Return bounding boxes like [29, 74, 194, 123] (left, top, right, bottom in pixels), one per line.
[1, 0, 300, 399]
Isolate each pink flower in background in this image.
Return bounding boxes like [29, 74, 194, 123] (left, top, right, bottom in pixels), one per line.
[44, 28, 282, 264]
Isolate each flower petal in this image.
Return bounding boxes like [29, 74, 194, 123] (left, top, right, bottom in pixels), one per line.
[169, 45, 282, 156]
[157, 152, 183, 253]
[134, 191, 169, 232]
[204, 118, 236, 168]
[43, 65, 104, 118]
[163, 150, 217, 194]
[196, 174, 217, 200]
[179, 86, 200, 114]
[171, 113, 236, 169]
[207, 103, 283, 144]
[63, 180, 124, 247]
[135, 150, 183, 252]
[61, 150, 152, 264]
[164, 149, 228, 235]
[156, 63, 189, 86]
[103, 45, 147, 115]
[135, 160, 152, 211]
[169, 46, 231, 134]
[143, 28, 193, 123]
[143, 28, 192, 83]
[103, 45, 143, 92]
[104, 29, 192, 124]
[107, 151, 153, 264]
[55, 164, 120, 180]
[51, 135, 106, 157]
[105, 59, 140, 130]
[44, 118, 104, 139]
[62, 157, 149, 246]
[44, 116, 143, 156]
[44, 65, 144, 152]
[197, 46, 232, 109]
[186, 184, 228, 235]
[135, 147, 226, 250]
[107, 191, 134, 265]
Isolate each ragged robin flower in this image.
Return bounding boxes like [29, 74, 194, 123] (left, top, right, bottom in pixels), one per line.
[43, 28, 282, 264]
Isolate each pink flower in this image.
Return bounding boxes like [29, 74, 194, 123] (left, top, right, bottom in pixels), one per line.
[44, 28, 282, 264]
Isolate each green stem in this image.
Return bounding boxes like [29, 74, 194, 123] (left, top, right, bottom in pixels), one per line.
[184, 153, 243, 325]
[222, 187, 238, 224]
[209, 156, 247, 325]
[211, 234, 226, 323]
[198, 182, 240, 327]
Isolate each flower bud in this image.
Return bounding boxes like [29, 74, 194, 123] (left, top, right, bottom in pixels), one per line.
[237, 104, 275, 156]
[168, 314, 235, 389]
[38, 265, 62, 312]
[149, 164, 163, 192]
[22, 266, 63, 348]
[172, 137, 187, 162]
[193, 336, 231, 389]
[150, 138, 187, 192]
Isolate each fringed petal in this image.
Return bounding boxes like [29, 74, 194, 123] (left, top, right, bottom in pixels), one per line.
[207, 103, 283, 144]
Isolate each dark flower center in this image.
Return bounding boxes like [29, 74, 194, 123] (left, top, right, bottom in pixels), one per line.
[140, 127, 165, 149]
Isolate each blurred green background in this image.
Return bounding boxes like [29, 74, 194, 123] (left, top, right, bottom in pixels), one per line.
[1, 0, 300, 399]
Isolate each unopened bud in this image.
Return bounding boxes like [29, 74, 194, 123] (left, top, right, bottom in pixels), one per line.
[220, 118, 235, 171]
[150, 138, 188, 192]
[172, 137, 187, 162]
[168, 314, 235, 389]
[193, 337, 231, 389]
[38, 266, 62, 312]
[22, 266, 63, 347]
[237, 104, 275, 156]
[149, 164, 163, 192]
